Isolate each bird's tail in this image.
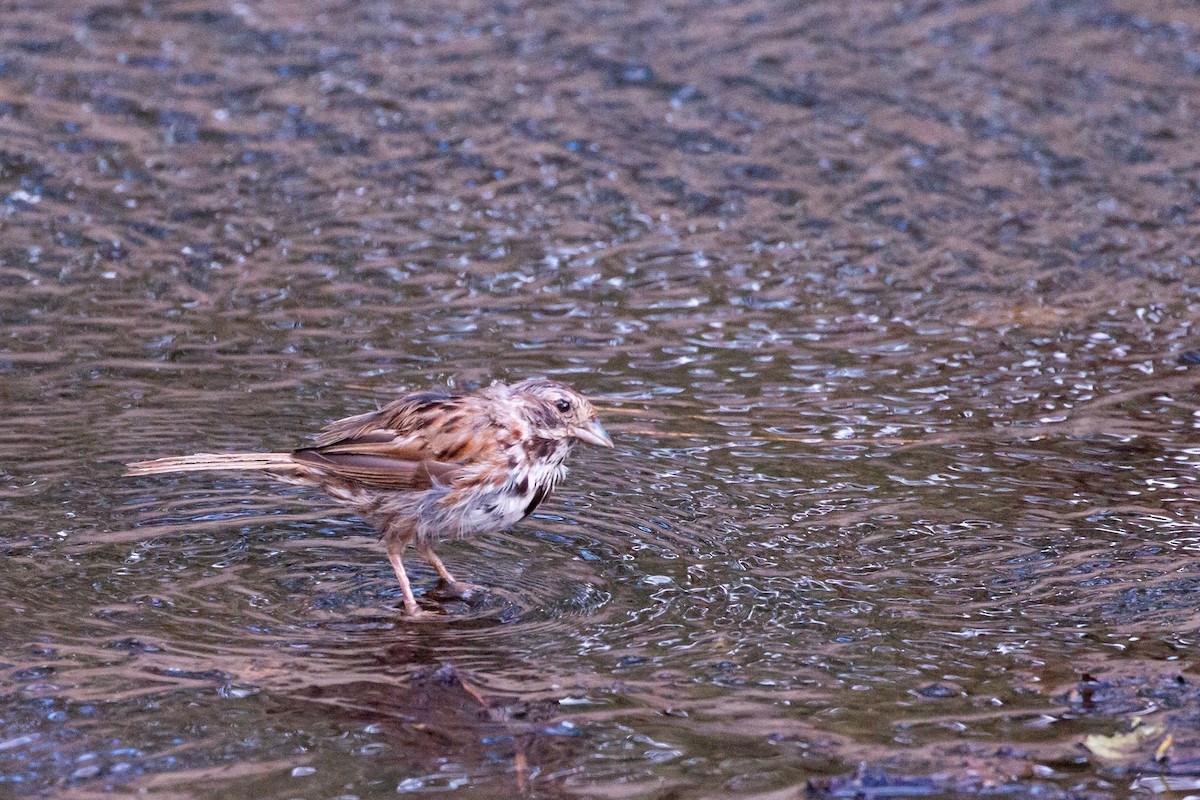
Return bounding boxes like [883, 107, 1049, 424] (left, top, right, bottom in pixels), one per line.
[124, 452, 299, 477]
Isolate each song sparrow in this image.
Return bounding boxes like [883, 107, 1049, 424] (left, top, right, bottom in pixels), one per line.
[125, 379, 613, 617]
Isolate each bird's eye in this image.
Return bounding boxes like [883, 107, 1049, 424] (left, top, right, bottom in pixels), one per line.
[555, 398, 571, 413]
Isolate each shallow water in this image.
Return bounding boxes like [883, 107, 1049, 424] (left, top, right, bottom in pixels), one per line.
[4, 0, 1200, 797]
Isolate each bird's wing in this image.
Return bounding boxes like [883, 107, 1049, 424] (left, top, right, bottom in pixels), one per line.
[296, 390, 506, 490]
[291, 449, 457, 490]
[313, 389, 457, 447]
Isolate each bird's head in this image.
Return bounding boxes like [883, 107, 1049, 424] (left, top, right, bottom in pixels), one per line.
[509, 379, 613, 448]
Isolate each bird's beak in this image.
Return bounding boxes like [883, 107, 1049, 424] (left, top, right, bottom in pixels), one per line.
[573, 418, 614, 448]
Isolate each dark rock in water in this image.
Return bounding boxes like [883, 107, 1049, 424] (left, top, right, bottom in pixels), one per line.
[808, 764, 940, 798]
[1178, 350, 1200, 365]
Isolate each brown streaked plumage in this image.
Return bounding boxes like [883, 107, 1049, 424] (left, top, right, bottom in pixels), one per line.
[125, 379, 613, 617]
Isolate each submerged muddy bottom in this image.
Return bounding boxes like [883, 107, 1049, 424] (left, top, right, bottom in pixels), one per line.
[4, 0, 1200, 797]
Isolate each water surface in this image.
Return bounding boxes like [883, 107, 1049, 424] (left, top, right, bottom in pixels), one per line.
[3, 0, 1200, 797]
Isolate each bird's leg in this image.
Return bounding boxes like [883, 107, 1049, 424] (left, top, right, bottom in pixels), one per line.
[418, 545, 485, 603]
[419, 544, 458, 584]
[385, 538, 424, 617]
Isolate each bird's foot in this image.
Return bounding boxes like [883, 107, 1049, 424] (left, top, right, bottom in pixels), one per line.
[398, 603, 445, 621]
[432, 579, 487, 604]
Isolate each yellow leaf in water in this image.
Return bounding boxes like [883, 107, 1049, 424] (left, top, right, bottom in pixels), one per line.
[1084, 724, 1164, 763]
[1156, 733, 1174, 762]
